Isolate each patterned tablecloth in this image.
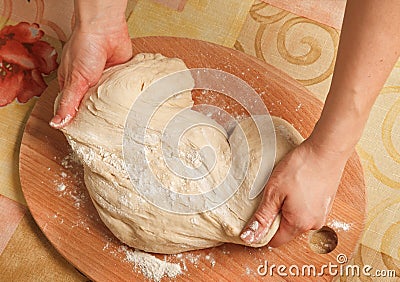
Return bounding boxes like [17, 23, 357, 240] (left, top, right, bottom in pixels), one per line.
[0, 0, 399, 281]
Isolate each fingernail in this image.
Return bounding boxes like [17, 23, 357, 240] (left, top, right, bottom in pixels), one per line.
[50, 115, 62, 125]
[50, 114, 72, 129]
[249, 220, 260, 232]
[240, 230, 255, 243]
[240, 220, 260, 244]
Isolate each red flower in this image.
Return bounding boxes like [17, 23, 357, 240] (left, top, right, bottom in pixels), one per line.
[0, 22, 58, 106]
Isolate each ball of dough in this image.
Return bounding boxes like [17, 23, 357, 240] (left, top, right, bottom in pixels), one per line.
[60, 53, 304, 254]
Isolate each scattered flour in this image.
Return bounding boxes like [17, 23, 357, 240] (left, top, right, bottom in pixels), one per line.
[61, 154, 75, 169]
[245, 267, 251, 275]
[56, 183, 66, 192]
[205, 254, 216, 267]
[186, 253, 201, 265]
[330, 220, 351, 231]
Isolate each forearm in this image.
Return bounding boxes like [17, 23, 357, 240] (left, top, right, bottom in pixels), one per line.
[310, 0, 400, 157]
[74, 0, 128, 32]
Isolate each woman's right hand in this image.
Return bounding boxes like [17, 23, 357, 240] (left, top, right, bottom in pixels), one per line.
[50, 21, 132, 128]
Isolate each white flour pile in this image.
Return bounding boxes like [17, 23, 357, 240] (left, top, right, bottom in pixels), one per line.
[123, 247, 182, 281]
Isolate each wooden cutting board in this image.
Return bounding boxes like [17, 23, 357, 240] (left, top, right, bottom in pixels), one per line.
[19, 37, 366, 281]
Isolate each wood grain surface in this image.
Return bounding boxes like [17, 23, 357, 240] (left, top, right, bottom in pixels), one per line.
[19, 37, 366, 281]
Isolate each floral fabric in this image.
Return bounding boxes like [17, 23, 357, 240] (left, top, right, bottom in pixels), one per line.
[0, 22, 57, 106]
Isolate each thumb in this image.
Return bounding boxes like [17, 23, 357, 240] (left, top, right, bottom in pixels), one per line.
[240, 184, 282, 245]
[267, 216, 299, 248]
[50, 74, 89, 129]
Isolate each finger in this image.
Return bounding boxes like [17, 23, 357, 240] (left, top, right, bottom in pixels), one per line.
[267, 211, 325, 248]
[267, 215, 301, 247]
[57, 67, 65, 91]
[239, 185, 282, 245]
[50, 74, 88, 129]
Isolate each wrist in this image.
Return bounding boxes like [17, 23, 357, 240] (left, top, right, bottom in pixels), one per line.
[74, 0, 128, 33]
[307, 117, 357, 163]
[307, 130, 354, 161]
[307, 85, 373, 160]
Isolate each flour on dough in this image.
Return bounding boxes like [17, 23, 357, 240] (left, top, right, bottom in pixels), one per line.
[59, 53, 304, 254]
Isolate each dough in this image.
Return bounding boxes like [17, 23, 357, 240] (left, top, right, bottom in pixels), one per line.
[60, 53, 304, 254]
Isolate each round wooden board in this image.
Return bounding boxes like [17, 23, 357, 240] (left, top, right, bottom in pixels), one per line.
[20, 37, 366, 281]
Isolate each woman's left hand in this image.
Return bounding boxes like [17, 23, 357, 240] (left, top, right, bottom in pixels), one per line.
[240, 138, 348, 247]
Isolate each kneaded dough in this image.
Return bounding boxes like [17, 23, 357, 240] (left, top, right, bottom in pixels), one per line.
[60, 53, 304, 254]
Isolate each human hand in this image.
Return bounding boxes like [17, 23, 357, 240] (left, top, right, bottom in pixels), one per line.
[239, 138, 348, 247]
[50, 22, 132, 128]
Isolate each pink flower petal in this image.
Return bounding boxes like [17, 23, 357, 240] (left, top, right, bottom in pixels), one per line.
[0, 22, 44, 43]
[0, 71, 24, 106]
[31, 41, 58, 74]
[16, 69, 47, 103]
[0, 39, 37, 70]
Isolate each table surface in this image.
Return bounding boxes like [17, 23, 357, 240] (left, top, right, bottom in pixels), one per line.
[1, 0, 399, 281]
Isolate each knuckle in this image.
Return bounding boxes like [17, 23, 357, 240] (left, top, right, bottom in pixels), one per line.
[254, 193, 282, 229]
[263, 179, 283, 202]
[253, 211, 274, 229]
[266, 174, 281, 188]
